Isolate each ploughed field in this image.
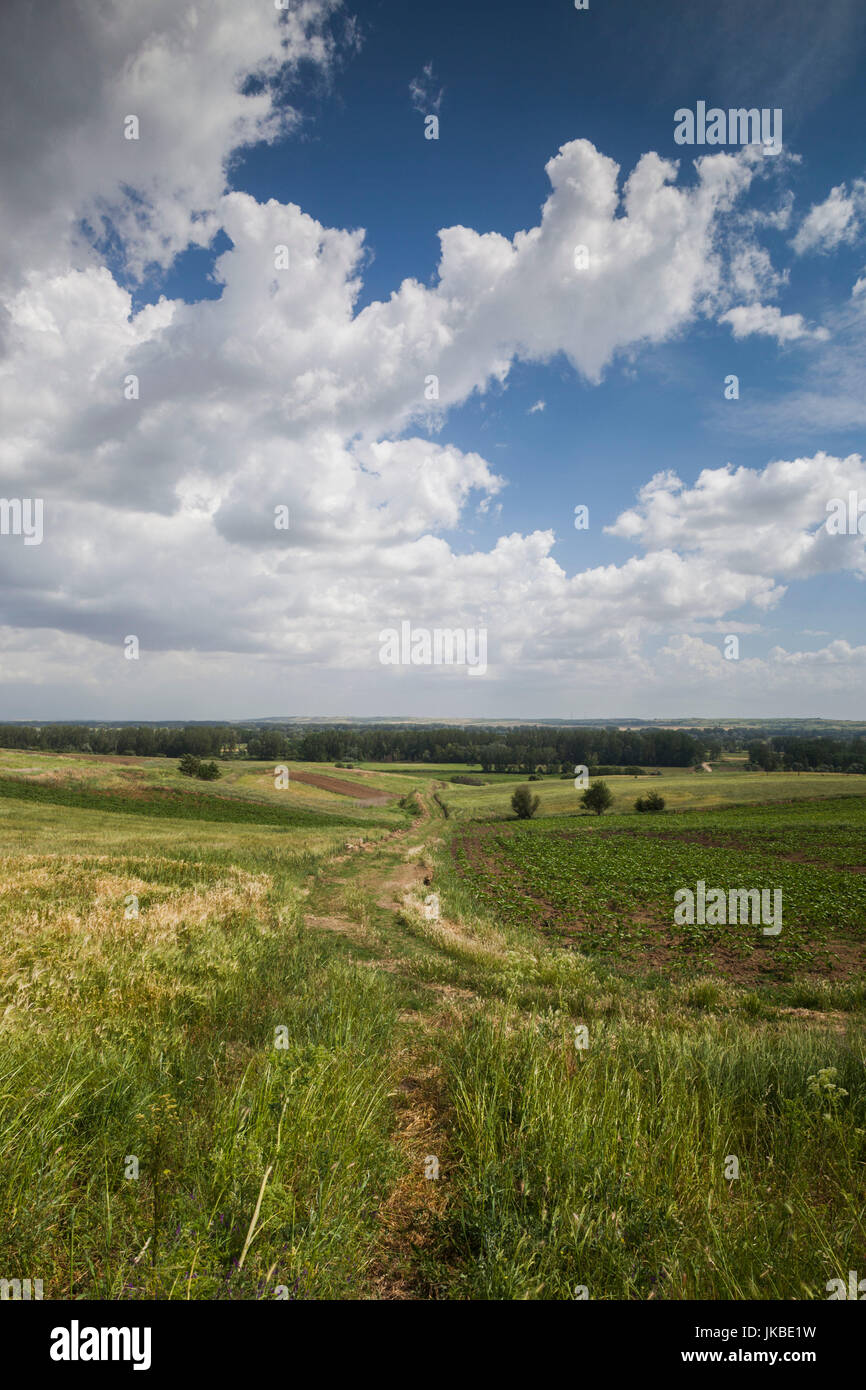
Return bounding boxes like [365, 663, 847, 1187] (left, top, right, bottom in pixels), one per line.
[448, 797, 866, 986]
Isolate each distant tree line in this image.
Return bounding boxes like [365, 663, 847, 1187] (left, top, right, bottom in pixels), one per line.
[0, 721, 701, 767]
[1, 722, 861, 774]
[0, 724, 238, 757]
[274, 727, 705, 769]
[289, 725, 703, 770]
[684, 724, 866, 754]
[745, 737, 866, 773]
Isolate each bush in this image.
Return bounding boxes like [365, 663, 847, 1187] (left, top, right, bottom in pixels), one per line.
[635, 790, 666, 813]
[450, 774, 486, 786]
[196, 760, 221, 781]
[581, 781, 613, 816]
[511, 785, 540, 819]
[528, 773, 543, 781]
[178, 753, 201, 777]
[578, 783, 614, 811]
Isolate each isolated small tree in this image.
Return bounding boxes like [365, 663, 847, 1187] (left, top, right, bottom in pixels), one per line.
[197, 760, 221, 781]
[511, 784, 540, 819]
[581, 780, 613, 816]
[178, 753, 201, 777]
[635, 790, 666, 813]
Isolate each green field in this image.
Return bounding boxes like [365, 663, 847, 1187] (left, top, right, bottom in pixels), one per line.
[445, 797, 866, 983]
[433, 765, 866, 820]
[0, 751, 864, 1300]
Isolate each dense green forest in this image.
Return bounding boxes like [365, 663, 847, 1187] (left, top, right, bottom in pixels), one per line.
[1, 721, 864, 772]
[0, 720, 699, 767]
[0, 723, 236, 758]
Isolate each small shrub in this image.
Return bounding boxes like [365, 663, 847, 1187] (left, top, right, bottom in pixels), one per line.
[511, 785, 540, 819]
[635, 790, 666, 813]
[580, 781, 613, 816]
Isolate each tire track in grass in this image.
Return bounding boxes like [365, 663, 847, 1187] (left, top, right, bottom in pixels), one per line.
[301, 789, 464, 1298]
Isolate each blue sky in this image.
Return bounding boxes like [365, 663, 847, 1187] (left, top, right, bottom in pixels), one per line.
[0, 0, 864, 719]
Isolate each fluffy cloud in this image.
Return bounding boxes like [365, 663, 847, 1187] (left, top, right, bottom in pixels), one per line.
[0, 0, 345, 285]
[659, 634, 866, 704]
[0, 5, 862, 716]
[0, 139, 764, 517]
[606, 453, 866, 581]
[718, 302, 828, 342]
[792, 178, 866, 256]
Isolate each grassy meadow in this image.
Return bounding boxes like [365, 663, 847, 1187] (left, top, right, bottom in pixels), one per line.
[0, 749, 864, 1299]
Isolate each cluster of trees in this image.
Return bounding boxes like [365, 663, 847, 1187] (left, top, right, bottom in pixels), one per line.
[0, 721, 703, 768]
[512, 779, 666, 820]
[2, 721, 862, 776]
[692, 721, 865, 747]
[0, 724, 238, 757]
[245, 730, 291, 761]
[745, 737, 866, 774]
[292, 725, 702, 770]
[178, 753, 221, 781]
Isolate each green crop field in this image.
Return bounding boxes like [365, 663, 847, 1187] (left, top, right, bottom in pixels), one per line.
[444, 797, 866, 983]
[0, 750, 864, 1301]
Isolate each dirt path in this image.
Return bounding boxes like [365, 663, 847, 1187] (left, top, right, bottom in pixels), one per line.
[301, 786, 459, 1298]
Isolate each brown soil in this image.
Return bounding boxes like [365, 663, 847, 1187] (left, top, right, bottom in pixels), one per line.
[286, 770, 391, 803]
[548, 919, 866, 986]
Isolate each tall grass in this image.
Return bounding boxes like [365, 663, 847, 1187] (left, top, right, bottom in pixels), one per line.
[3, 775, 866, 1301]
[430, 1005, 866, 1299]
[0, 845, 403, 1299]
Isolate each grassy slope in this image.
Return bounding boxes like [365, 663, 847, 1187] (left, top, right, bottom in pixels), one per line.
[0, 754, 864, 1300]
[0, 784, 411, 1299]
[435, 767, 866, 820]
[0, 750, 413, 830]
